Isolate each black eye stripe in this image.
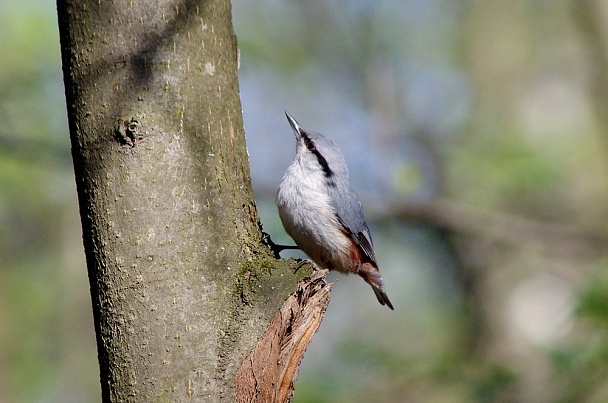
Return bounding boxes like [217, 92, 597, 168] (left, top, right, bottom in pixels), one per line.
[314, 150, 332, 178]
[302, 133, 333, 178]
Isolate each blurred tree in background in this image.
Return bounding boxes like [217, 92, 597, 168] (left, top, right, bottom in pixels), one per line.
[2, 0, 608, 402]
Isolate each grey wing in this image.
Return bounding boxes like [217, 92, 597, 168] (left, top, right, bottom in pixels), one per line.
[328, 181, 377, 264]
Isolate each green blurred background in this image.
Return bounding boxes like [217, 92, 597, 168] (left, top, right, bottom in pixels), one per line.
[3, 0, 608, 401]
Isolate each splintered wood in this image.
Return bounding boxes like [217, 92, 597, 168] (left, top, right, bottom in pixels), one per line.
[235, 270, 332, 403]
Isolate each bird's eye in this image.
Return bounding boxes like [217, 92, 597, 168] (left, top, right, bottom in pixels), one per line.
[302, 135, 316, 151]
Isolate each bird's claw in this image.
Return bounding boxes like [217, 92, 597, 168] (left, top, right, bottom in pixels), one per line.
[261, 231, 300, 259]
[294, 259, 326, 274]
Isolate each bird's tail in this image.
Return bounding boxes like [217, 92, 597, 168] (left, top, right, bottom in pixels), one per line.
[360, 263, 394, 310]
[371, 284, 394, 310]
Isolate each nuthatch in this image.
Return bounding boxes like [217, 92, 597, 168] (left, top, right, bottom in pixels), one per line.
[276, 112, 394, 310]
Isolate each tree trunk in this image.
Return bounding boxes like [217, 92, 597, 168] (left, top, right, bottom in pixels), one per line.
[56, 0, 328, 401]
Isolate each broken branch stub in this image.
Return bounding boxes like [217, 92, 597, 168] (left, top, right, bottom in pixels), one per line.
[235, 270, 332, 403]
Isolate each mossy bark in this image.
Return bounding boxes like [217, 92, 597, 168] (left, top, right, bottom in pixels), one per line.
[56, 0, 312, 401]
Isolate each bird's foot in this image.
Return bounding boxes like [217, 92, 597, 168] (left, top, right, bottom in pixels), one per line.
[261, 231, 300, 259]
[294, 259, 328, 275]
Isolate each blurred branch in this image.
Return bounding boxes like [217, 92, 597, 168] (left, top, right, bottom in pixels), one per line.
[377, 199, 606, 258]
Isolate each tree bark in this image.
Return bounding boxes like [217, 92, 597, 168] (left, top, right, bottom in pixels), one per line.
[56, 0, 325, 401]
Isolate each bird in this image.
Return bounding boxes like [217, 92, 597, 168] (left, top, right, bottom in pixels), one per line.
[276, 112, 394, 310]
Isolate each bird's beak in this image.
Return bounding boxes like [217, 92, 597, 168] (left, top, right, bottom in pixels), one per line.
[285, 111, 302, 138]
